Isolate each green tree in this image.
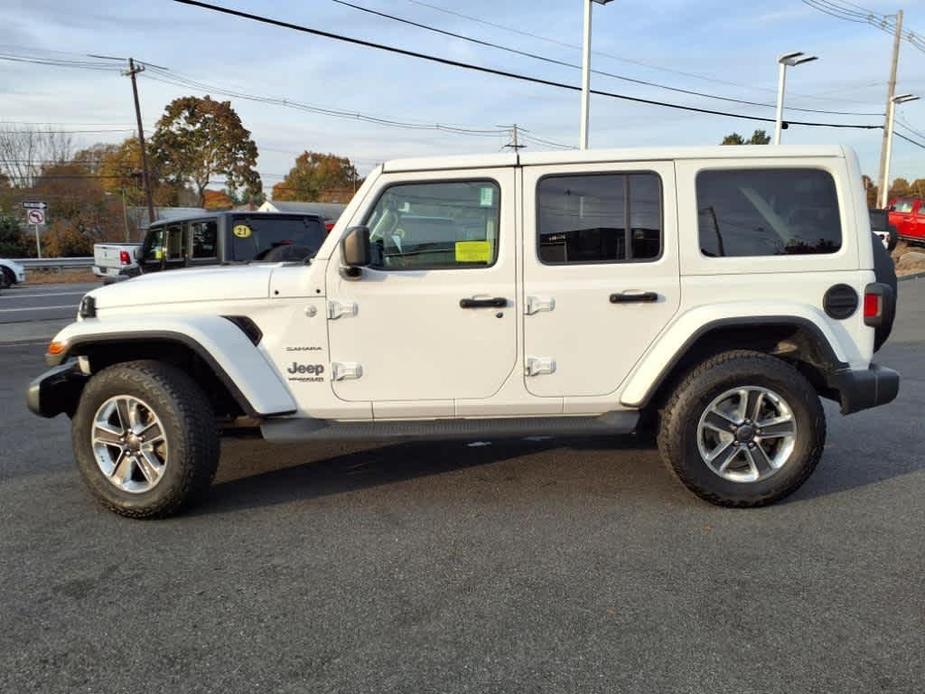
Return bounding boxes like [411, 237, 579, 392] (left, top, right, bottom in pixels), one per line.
[0, 214, 30, 256]
[721, 129, 771, 145]
[150, 96, 261, 207]
[271, 151, 359, 203]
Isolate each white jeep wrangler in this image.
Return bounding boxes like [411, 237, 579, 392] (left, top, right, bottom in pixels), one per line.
[27, 145, 899, 518]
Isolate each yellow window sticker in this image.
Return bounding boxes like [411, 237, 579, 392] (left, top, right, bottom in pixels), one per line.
[233, 224, 252, 239]
[455, 240, 491, 263]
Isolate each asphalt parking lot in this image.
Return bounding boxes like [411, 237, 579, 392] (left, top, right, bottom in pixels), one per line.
[0, 281, 922, 693]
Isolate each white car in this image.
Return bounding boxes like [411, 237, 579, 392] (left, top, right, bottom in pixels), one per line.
[27, 145, 899, 518]
[0, 257, 26, 288]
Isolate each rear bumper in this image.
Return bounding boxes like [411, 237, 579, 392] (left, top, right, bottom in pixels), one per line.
[827, 363, 900, 415]
[26, 361, 87, 418]
[92, 265, 138, 280]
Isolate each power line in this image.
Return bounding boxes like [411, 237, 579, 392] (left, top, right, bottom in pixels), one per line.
[801, 0, 925, 54]
[402, 0, 881, 106]
[170, 0, 882, 132]
[894, 131, 925, 150]
[331, 0, 882, 117]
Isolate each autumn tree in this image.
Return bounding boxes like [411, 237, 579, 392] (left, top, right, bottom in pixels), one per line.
[889, 177, 911, 200]
[202, 189, 234, 210]
[271, 151, 359, 203]
[720, 129, 771, 145]
[862, 175, 879, 209]
[150, 96, 262, 207]
[32, 163, 128, 253]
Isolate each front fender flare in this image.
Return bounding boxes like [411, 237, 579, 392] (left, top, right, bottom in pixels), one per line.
[47, 315, 296, 417]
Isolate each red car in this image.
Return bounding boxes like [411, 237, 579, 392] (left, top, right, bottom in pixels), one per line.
[888, 197, 925, 244]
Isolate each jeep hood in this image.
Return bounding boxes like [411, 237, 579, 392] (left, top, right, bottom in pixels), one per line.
[87, 265, 275, 310]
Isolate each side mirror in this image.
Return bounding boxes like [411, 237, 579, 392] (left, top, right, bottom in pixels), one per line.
[341, 226, 371, 273]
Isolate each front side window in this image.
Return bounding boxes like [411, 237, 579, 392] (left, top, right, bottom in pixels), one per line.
[191, 220, 218, 258]
[697, 168, 842, 257]
[892, 198, 915, 213]
[537, 173, 662, 264]
[142, 226, 166, 261]
[365, 180, 501, 270]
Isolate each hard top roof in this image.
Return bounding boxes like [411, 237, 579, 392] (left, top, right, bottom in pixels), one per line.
[382, 145, 848, 173]
[148, 210, 323, 226]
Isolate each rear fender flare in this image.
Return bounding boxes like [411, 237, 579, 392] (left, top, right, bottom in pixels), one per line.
[620, 306, 855, 408]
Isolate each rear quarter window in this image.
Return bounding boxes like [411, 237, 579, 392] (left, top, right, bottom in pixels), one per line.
[697, 168, 842, 257]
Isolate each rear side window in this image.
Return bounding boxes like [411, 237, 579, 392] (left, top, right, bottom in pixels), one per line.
[697, 168, 842, 257]
[191, 220, 218, 258]
[230, 215, 327, 262]
[537, 172, 662, 264]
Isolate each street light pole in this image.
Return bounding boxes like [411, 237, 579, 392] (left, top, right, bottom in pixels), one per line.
[880, 93, 920, 209]
[579, 0, 613, 150]
[774, 51, 818, 145]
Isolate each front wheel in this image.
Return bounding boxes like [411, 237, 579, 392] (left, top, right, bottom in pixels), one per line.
[72, 360, 220, 518]
[0, 267, 13, 288]
[657, 350, 826, 507]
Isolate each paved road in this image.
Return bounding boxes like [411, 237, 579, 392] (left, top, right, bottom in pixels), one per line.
[1, 282, 923, 693]
[0, 282, 97, 324]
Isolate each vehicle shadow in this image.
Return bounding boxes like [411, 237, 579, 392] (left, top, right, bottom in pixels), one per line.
[193, 422, 924, 516]
[193, 435, 658, 517]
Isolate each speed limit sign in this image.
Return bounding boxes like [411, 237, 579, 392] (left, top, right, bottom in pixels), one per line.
[27, 209, 45, 225]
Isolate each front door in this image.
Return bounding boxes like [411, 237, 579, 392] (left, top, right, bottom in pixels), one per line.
[326, 168, 518, 407]
[521, 161, 680, 397]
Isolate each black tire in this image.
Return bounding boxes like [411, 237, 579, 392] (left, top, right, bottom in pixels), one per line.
[0, 267, 13, 288]
[657, 350, 826, 508]
[872, 233, 897, 351]
[71, 360, 220, 519]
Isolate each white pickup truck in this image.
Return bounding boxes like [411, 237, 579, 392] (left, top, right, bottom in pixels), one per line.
[27, 145, 899, 518]
[92, 243, 142, 283]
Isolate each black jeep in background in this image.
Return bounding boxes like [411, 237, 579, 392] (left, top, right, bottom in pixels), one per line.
[139, 212, 328, 274]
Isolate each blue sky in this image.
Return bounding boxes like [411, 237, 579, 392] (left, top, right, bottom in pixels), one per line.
[1, 0, 924, 193]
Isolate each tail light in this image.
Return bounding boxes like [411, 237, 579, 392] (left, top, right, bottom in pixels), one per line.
[325, 221, 335, 233]
[863, 283, 891, 327]
[119, 250, 131, 265]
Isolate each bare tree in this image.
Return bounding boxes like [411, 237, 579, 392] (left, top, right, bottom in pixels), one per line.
[0, 127, 74, 188]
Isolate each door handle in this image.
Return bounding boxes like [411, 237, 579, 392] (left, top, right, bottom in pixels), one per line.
[610, 291, 659, 304]
[460, 297, 507, 309]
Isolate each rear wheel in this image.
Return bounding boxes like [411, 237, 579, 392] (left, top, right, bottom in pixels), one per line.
[0, 267, 13, 288]
[657, 350, 825, 507]
[72, 360, 220, 518]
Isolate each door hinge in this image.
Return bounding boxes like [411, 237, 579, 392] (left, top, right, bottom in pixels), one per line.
[331, 362, 363, 381]
[525, 357, 556, 377]
[525, 295, 556, 315]
[327, 300, 358, 320]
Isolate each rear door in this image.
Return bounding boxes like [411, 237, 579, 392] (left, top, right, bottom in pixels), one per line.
[521, 161, 680, 397]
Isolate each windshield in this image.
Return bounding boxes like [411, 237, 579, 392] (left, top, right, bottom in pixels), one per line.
[230, 215, 326, 262]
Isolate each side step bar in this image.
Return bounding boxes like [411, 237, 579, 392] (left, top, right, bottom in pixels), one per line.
[261, 411, 638, 443]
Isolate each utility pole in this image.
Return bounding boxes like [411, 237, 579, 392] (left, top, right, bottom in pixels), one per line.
[877, 10, 904, 209]
[501, 124, 526, 152]
[123, 58, 157, 225]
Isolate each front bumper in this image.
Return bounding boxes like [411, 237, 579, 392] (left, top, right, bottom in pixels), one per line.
[828, 363, 900, 415]
[25, 361, 87, 418]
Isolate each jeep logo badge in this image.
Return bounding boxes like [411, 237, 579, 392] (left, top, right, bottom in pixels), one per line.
[286, 362, 325, 382]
